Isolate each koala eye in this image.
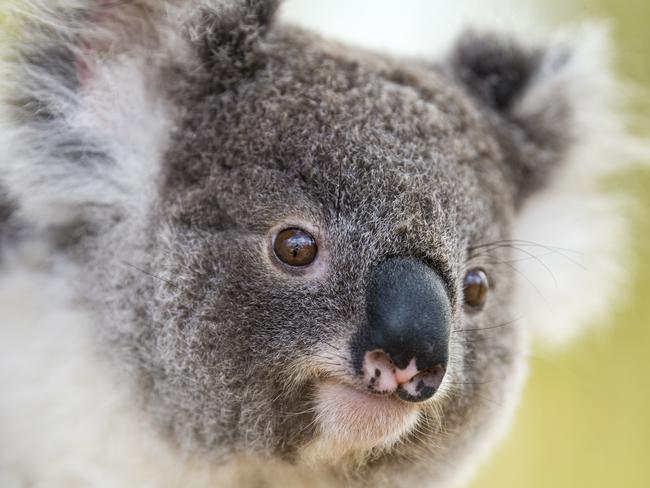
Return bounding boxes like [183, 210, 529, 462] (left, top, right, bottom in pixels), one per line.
[463, 268, 489, 310]
[273, 228, 318, 267]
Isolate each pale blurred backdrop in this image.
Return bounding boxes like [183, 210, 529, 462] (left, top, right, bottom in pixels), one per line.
[3, 0, 649, 486]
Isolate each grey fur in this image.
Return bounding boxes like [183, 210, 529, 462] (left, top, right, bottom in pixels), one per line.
[0, 1, 621, 486]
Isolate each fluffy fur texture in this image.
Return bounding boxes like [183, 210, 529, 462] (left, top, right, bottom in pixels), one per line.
[0, 1, 645, 487]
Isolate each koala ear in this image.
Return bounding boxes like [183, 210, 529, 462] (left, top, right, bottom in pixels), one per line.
[448, 28, 620, 206]
[186, 0, 280, 71]
[0, 0, 280, 231]
[450, 27, 647, 346]
[72, 0, 281, 82]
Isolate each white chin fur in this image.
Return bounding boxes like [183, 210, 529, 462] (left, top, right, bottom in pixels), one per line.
[311, 381, 419, 454]
[511, 25, 647, 346]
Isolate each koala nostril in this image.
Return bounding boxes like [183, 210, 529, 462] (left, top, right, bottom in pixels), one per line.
[362, 350, 446, 402]
[363, 350, 400, 393]
[396, 364, 446, 402]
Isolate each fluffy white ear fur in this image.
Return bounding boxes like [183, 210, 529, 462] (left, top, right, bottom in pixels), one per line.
[282, 0, 649, 346]
[0, 0, 275, 230]
[0, 59, 171, 228]
[510, 25, 648, 345]
[0, 1, 176, 229]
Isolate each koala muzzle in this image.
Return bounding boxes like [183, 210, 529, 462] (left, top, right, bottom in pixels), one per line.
[357, 258, 451, 402]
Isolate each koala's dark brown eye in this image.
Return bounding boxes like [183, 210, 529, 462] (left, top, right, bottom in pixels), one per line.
[273, 228, 318, 267]
[463, 269, 489, 310]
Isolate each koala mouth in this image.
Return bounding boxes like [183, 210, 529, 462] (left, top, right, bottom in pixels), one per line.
[306, 257, 451, 452]
[311, 379, 420, 452]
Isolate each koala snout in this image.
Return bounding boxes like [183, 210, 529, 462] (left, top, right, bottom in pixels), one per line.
[355, 258, 451, 402]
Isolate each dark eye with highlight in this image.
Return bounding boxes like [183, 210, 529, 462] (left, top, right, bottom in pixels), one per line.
[273, 228, 318, 267]
[463, 268, 489, 310]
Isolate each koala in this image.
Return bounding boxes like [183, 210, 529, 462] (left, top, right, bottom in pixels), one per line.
[0, 1, 643, 487]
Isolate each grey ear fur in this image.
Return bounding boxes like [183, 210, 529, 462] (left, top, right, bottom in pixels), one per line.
[181, 0, 280, 91]
[187, 0, 280, 66]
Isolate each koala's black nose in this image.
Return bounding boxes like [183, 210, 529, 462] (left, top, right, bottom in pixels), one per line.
[356, 258, 451, 402]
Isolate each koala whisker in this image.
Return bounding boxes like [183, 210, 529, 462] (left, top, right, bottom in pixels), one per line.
[404, 415, 454, 465]
[402, 426, 441, 458]
[444, 380, 493, 386]
[449, 338, 496, 348]
[445, 357, 498, 377]
[495, 260, 555, 308]
[451, 318, 519, 333]
[318, 357, 350, 369]
[321, 371, 355, 384]
[314, 347, 348, 360]
[319, 339, 349, 355]
[505, 239, 585, 257]
[312, 350, 349, 364]
[119, 259, 202, 300]
[313, 360, 346, 371]
[470, 239, 582, 255]
[474, 245, 559, 288]
[447, 389, 504, 417]
[335, 156, 343, 224]
[478, 250, 571, 266]
[470, 240, 586, 271]
[284, 406, 318, 419]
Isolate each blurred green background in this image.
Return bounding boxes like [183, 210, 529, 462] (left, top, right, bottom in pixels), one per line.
[1, 0, 648, 486]
[473, 1, 650, 486]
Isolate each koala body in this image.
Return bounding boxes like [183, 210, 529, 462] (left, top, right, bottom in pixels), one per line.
[0, 1, 641, 487]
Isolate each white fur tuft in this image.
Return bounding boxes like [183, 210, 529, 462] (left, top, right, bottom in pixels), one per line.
[511, 25, 649, 345]
[0, 0, 241, 230]
[0, 41, 172, 228]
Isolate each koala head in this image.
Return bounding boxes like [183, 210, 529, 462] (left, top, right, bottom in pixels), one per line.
[1, 1, 633, 486]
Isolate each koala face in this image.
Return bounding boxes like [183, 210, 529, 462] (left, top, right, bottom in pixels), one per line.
[119, 19, 540, 482]
[145, 29, 518, 469]
[1, 1, 630, 486]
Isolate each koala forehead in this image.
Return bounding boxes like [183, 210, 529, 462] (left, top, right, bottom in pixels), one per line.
[163, 26, 513, 252]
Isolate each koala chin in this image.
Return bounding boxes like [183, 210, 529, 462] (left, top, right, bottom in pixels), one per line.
[0, 1, 643, 487]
